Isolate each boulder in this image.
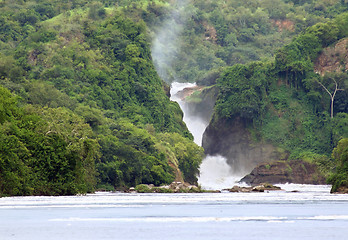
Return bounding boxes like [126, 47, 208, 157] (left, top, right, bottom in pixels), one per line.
[226, 184, 282, 193]
[240, 160, 326, 185]
[132, 182, 201, 193]
[332, 186, 348, 194]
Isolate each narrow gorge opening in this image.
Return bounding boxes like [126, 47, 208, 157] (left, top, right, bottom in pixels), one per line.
[151, 0, 245, 190]
[170, 83, 243, 190]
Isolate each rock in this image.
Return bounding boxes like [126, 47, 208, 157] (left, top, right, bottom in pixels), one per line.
[261, 183, 282, 190]
[252, 186, 265, 192]
[226, 184, 282, 193]
[202, 116, 288, 176]
[169, 181, 184, 191]
[314, 38, 348, 75]
[227, 186, 241, 192]
[240, 160, 326, 185]
[240, 187, 252, 193]
[132, 182, 202, 193]
[128, 187, 136, 193]
[176, 85, 218, 131]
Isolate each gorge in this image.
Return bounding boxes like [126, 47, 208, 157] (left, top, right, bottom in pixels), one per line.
[150, 0, 247, 190]
[0, 0, 347, 196]
[150, 0, 348, 190]
[170, 82, 243, 190]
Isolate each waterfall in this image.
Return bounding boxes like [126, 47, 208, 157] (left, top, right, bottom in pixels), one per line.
[170, 82, 208, 145]
[151, 0, 240, 190]
[170, 83, 242, 190]
[199, 156, 244, 190]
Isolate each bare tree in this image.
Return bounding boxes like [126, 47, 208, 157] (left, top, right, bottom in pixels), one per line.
[317, 78, 344, 118]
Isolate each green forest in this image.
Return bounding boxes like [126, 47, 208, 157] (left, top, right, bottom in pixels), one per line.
[0, 0, 347, 196]
[211, 9, 348, 192]
[0, 0, 205, 196]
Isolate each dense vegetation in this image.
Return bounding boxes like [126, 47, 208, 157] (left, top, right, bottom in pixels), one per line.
[1, 0, 348, 195]
[148, 0, 348, 83]
[213, 12, 348, 187]
[328, 138, 348, 193]
[0, 85, 99, 195]
[0, 0, 204, 196]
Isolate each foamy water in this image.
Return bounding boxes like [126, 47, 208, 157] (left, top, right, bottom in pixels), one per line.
[170, 82, 244, 190]
[198, 155, 244, 190]
[170, 82, 208, 146]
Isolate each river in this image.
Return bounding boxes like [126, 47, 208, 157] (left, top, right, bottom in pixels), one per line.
[1, 185, 348, 240]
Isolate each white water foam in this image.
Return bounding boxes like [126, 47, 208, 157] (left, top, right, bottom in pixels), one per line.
[170, 82, 245, 190]
[49, 215, 348, 223]
[198, 155, 243, 190]
[275, 183, 332, 193]
[170, 82, 208, 145]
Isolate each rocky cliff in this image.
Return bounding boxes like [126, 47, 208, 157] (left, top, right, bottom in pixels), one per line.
[314, 38, 348, 75]
[202, 116, 287, 176]
[201, 39, 348, 185]
[185, 86, 219, 124]
[240, 160, 326, 185]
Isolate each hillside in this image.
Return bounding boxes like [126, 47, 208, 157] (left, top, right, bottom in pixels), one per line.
[202, 12, 348, 191]
[0, 1, 204, 196]
[148, 0, 348, 83]
[1, 0, 348, 196]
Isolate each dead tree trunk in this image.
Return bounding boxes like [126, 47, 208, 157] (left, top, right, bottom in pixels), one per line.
[317, 79, 344, 118]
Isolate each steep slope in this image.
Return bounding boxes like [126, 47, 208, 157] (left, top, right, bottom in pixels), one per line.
[202, 12, 348, 185]
[0, 2, 203, 195]
[1, 0, 348, 195]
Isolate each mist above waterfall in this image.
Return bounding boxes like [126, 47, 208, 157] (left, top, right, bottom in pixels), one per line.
[152, 0, 241, 190]
[151, 0, 190, 83]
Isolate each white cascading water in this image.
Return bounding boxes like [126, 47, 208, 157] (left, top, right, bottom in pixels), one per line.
[170, 82, 207, 145]
[170, 82, 242, 190]
[151, 0, 241, 190]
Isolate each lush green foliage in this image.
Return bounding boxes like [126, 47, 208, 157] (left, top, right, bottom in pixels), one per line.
[0, 86, 99, 196]
[0, 0, 205, 195]
[213, 12, 348, 177]
[328, 138, 348, 192]
[1, 0, 348, 195]
[144, 0, 348, 83]
[216, 62, 270, 121]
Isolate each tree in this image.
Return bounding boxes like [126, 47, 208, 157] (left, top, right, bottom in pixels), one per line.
[215, 63, 267, 121]
[328, 138, 348, 193]
[316, 78, 344, 118]
[0, 87, 14, 123]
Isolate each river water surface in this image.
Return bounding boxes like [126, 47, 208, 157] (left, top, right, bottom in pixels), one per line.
[1, 184, 348, 240]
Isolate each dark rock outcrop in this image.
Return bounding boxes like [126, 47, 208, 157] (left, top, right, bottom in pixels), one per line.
[202, 116, 287, 176]
[240, 160, 326, 185]
[132, 182, 201, 193]
[226, 183, 282, 193]
[180, 85, 219, 124]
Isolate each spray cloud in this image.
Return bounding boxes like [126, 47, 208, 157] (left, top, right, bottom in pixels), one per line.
[151, 0, 191, 83]
[152, 1, 242, 190]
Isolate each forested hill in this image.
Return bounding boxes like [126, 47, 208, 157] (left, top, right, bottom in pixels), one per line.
[206, 11, 348, 192]
[1, 0, 348, 196]
[0, 0, 205, 196]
